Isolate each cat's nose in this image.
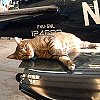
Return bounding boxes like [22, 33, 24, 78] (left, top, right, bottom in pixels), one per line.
[27, 52, 34, 58]
[27, 53, 30, 56]
[27, 52, 32, 56]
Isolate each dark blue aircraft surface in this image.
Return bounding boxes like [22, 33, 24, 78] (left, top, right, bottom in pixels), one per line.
[1, 0, 100, 99]
[17, 53, 100, 100]
[0, 0, 100, 42]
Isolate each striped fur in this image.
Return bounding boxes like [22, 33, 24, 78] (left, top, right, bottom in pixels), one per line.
[7, 32, 100, 71]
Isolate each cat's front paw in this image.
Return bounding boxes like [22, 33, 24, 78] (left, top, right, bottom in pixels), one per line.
[67, 60, 75, 71]
[68, 64, 75, 71]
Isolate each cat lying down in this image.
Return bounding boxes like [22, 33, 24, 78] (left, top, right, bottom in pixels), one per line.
[7, 32, 100, 71]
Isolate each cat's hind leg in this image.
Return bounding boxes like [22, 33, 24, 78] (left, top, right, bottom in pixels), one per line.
[59, 56, 75, 71]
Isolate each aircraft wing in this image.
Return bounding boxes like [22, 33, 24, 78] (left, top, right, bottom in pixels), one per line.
[0, 5, 58, 22]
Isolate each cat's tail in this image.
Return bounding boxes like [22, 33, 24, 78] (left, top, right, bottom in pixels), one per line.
[80, 41, 100, 53]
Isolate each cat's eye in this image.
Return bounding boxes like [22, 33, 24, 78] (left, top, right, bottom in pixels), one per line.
[18, 46, 25, 52]
[20, 47, 24, 49]
[18, 45, 24, 49]
[24, 47, 27, 51]
[21, 46, 27, 52]
[24, 45, 28, 51]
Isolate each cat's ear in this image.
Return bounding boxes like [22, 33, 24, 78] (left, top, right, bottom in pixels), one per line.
[7, 54, 16, 59]
[15, 37, 22, 44]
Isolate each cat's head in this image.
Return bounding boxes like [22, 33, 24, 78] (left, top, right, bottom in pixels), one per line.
[7, 37, 34, 60]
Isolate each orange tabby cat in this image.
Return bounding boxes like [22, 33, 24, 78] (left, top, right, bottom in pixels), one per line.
[7, 32, 99, 71]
